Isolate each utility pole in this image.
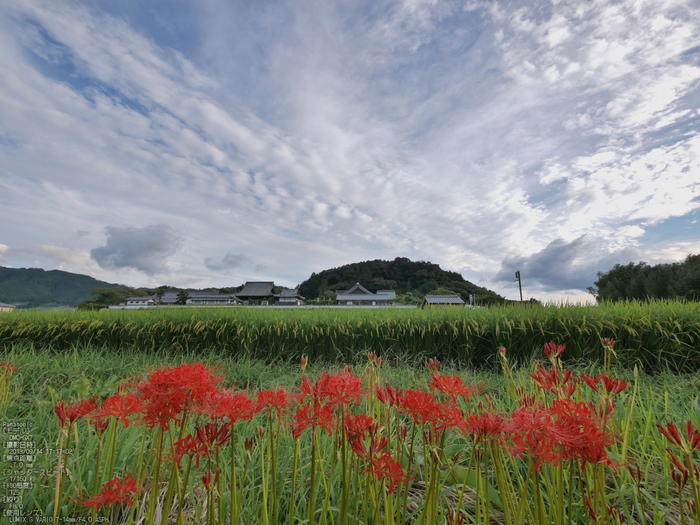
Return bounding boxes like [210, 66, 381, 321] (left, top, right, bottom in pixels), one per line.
[515, 271, 523, 304]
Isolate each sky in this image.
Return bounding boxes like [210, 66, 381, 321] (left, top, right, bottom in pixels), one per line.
[0, 0, 699, 303]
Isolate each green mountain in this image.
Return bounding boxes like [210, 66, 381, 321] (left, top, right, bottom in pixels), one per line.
[0, 267, 121, 308]
[298, 257, 506, 304]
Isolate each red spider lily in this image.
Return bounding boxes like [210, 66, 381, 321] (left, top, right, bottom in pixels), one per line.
[195, 420, 231, 453]
[687, 421, 700, 451]
[301, 355, 308, 369]
[90, 393, 143, 429]
[357, 433, 390, 460]
[399, 389, 441, 425]
[582, 373, 601, 393]
[54, 399, 97, 429]
[0, 361, 18, 374]
[291, 402, 334, 439]
[671, 463, 689, 489]
[544, 341, 566, 358]
[296, 375, 322, 404]
[136, 362, 223, 429]
[319, 368, 364, 407]
[199, 390, 258, 424]
[433, 403, 465, 433]
[668, 450, 689, 475]
[585, 497, 598, 521]
[530, 365, 575, 397]
[170, 434, 209, 469]
[658, 421, 700, 455]
[202, 469, 220, 490]
[461, 412, 505, 444]
[507, 405, 561, 470]
[78, 475, 139, 509]
[658, 422, 684, 448]
[498, 347, 507, 357]
[426, 358, 441, 373]
[376, 385, 404, 406]
[609, 507, 626, 524]
[296, 369, 365, 409]
[601, 338, 616, 348]
[448, 509, 465, 525]
[430, 374, 483, 404]
[345, 413, 375, 441]
[601, 375, 628, 395]
[366, 451, 412, 492]
[256, 389, 289, 416]
[583, 374, 628, 395]
[547, 399, 618, 468]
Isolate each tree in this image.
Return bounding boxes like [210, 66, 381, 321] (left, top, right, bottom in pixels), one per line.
[175, 291, 190, 305]
[77, 286, 147, 310]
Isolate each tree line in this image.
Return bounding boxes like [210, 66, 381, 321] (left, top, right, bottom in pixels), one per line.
[588, 254, 700, 302]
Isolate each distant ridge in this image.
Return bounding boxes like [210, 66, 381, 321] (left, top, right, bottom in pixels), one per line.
[0, 267, 120, 308]
[299, 257, 505, 304]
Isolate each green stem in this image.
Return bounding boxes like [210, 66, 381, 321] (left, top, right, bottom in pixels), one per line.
[52, 426, 66, 522]
[309, 428, 319, 525]
[90, 430, 103, 525]
[288, 439, 300, 525]
[145, 426, 164, 525]
[229, 427, 238, 525]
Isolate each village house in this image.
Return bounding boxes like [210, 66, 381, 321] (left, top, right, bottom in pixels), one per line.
[235, 281, 276, 305]
[0, 302, 16, 313]
[421, 295, 466, 308]
[336, 283, 392, 306]
[186, 293, 243, 306]
[276, 287, 305, 306]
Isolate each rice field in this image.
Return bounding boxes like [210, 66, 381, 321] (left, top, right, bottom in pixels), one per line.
[1, 300, 700, 371]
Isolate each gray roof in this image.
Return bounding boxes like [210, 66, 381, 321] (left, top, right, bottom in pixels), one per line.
[188, 293, 242, 303]
[126, 296, 155, 302]
[345, 283, 373, 295]
[277, 288, 305, 299]
[188, 293, 239, 299]
[337, 294, 391, 301]
[236, 281, 276, 297]
[0, 302, 16, 308]
[423, 295, 465, 305]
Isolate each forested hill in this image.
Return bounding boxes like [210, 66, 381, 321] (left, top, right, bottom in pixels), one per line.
[0, 267, 120, 307]
[298, 257, 505, 303]
[589, 254, 700, 302]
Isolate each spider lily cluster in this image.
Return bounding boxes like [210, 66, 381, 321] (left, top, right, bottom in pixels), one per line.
[47, 341, 700, 525]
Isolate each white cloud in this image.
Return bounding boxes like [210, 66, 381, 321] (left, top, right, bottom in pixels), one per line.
[0, 0, 698, 298]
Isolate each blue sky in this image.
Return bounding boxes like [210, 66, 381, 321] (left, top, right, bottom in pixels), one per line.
[1, 0, 699, 302]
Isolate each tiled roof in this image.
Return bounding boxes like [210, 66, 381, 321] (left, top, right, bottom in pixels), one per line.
[423, 295, 465, 304]
[0, 302, 15, 308]
[278, 288, 305, 299]
[345, 283, 373, 295]
[337, 293, 390, 301]
[236, 281, 276, 297]
[188, 293, 239, 300]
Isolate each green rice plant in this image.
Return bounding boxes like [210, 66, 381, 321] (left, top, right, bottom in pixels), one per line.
[2, 300, 700, 371]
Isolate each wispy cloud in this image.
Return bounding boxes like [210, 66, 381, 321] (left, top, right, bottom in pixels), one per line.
[0, 0, 698, 298]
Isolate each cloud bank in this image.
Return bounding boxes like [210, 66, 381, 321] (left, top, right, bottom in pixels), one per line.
[91, 224, 181, 276]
